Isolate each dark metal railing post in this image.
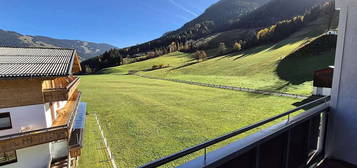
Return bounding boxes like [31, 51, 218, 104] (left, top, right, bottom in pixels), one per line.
[284, 130, 292, 168]
[204, 147, 207, 166]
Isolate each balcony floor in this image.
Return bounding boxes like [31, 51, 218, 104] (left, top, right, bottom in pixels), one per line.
[318, 159, 357, 168]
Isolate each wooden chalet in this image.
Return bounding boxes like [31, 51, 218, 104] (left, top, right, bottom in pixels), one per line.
[0, 47, 86, 168]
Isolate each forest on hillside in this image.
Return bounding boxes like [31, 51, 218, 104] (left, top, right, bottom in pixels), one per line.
[80, 0, 334, 74]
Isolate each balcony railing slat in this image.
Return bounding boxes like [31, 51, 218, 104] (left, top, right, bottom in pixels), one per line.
[43, 77, 80, 102]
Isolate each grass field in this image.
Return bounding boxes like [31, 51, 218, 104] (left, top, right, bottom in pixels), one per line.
[79, 114, 113, 168]
[78, 23, 335, 167]
[101, 26, 334, 96]
[78, 74, 304, 167]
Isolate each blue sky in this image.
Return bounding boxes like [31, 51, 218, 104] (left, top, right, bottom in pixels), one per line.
[0, 0, 219, 48]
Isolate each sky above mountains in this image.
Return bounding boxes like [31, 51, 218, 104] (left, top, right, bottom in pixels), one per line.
[0, 0, 219, 48]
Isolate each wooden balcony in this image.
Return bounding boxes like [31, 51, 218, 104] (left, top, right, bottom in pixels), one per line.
[0, 92, 81, 153]
[0, 126, 68, 153]
[53, 91, 81, 129]
[43, 77, 80, 102]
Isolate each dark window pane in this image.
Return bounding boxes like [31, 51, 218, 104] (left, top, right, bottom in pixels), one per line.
[0, 112, 12, 130]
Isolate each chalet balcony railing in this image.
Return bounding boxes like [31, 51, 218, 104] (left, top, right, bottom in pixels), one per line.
[43, 77, 80, 102]
[140, 96, 330, 168]
[0, 92, 81, 153]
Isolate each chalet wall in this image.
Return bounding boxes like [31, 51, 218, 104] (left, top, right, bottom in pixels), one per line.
[0, 79, 44, 109]
[0, 104, 48, 136]
[51, 140, 69, 160]
[3, 143, 51, 168]
[44, 101, 67, 127]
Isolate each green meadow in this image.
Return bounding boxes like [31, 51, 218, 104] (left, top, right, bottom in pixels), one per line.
[78, 26, 334, 167]
[103, 34, 334, 96]
[78, 74, 304, 167]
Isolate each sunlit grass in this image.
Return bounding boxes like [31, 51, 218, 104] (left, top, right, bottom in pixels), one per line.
[79, 74, 302, 167]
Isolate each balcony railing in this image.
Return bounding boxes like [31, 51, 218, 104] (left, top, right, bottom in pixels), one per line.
[0, 92, 81, 153]
[43, 77, 80, 102]
[140, 96, 330, 168]
[53, 91, 81, 130]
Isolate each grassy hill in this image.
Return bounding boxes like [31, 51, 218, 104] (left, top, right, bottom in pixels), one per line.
[79, 32, 335, 167]
[100, 23, 335, 96]
[81, 0, 332, 74]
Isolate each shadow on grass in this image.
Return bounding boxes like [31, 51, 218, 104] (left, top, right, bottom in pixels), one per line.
[268, 36, 310, 51]
[292, 96, 322, 110]
[275, 35, 336, 85]
[169, 62, 199, 71]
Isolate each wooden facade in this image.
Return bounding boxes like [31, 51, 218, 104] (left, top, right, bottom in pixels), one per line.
[53, 91, 81, 127]
[0, 127, 68, 153]
[70, 147, 81, 158]
[0, 47, 85, 168]
[0, 91, 81, 153]
[0, 79, 44, 109]
[42, 77, 80, 102]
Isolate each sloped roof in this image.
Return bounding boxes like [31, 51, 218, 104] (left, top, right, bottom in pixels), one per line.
[0, 47, 81, 78]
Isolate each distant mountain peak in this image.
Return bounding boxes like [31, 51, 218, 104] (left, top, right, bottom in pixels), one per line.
[0, 29, 116, 60]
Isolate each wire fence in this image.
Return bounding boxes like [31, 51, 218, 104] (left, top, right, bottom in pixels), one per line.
[135, 74, 309, 99]
[94, 113, 118, 168]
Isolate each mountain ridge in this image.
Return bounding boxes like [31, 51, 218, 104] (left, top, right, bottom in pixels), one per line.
[0, 29, 116, 60]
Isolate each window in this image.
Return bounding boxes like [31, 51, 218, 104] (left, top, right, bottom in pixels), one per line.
[0, 151, 17, 166]
[0, 112, 12, 130]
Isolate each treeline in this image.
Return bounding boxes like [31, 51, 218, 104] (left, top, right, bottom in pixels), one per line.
[240, 1, 335, 50]
[232, 0, 328, 29]
[81, 37, 210, 74]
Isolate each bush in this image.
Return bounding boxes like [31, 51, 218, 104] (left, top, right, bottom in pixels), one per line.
[152, 64, 170, 70]
[218, 42, 227, 55]
[233, 42, 242, 51]
[195, 50, 208, 62]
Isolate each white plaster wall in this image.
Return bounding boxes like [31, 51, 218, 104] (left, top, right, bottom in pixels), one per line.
[0, 104, 47, 136]
[44, 103, 54, 127]
[44, 101, 68, 127]
[3, 143, 51, 168]
[327, 0, 357, 165]
[313, 87, 331, 96]
[51, 140, 69, 160]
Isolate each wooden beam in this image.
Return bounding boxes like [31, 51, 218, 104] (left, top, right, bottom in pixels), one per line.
[0, 127, 68, 153]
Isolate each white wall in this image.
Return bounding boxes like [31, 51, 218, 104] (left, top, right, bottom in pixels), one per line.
[3, 143, 51, 168]
[43, 103, 54, 128]
[51, 140, 69, 160]
[327, 0, 357, 165]
[44, 101, 68, 127]
[313, 87, 331, 96]
[0, 104, 47, 136]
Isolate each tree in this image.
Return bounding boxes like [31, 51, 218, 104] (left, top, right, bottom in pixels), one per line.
[195, 50, 208, 62]
[233, 42, 242, 51]
[218, 42, 227, 54]
[169, 42, 178, 53]
[201, 50, 207, 61]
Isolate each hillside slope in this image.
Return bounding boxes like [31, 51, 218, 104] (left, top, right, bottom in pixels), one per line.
[81, 0, 333, 73]
[234, 0, 329, 28]
[0, 29, 116, 59]
[166, 0, 269, 38]
[102, 21, 336, 95]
